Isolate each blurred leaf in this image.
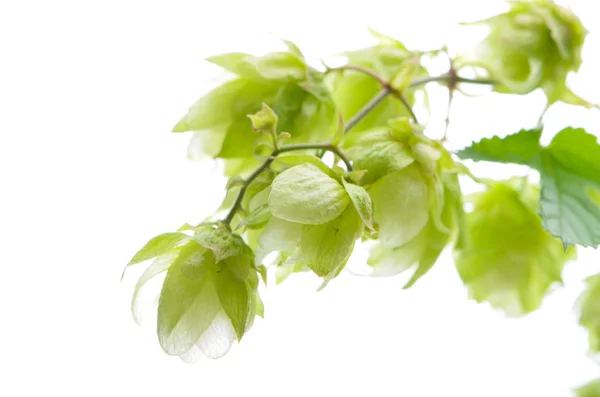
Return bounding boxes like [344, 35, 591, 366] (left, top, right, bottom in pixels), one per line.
[459, 127, 600, 247]
[454, 180, 574, 316]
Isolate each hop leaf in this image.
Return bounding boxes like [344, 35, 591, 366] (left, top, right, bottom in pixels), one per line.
[458, 0, 592, 107]
[454, 179, 575, 316]
[458, 127, 600, 247]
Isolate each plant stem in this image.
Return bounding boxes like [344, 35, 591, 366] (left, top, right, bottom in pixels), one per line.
[344, 88, 391, 133]
[222, 157, 276, 225]
[328, 64, 419, 125]
[326, 64, 388, 87]
[409, 74, 495, 88]
[278, 143, 353, 170]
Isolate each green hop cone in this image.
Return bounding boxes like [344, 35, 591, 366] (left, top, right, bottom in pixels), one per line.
[254, 162, 369, 287]
[172, 44, 337, 176]
[126, 226, 263, 361]
[576, 274, 600, 354]
[347, 118, 464, 287]
[458, 0, 592, 107]
[454, 178, 575, 317]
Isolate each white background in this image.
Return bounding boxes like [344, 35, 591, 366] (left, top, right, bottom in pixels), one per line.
[1, 0, 600, 396]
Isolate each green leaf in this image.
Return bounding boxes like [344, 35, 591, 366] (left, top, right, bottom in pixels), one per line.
[369, 165, 430, 247]
[300, 205, 363, 278]
[457, 128, 542, 166]
[390, 56, 420, 92]
[157, 240, 219, 355]
[206, 52, 263, 80]
[281, 39, 304, 59]
[539, 128, 600, 247]
[268, 163, 350, 225]
[575, 379, 600, 397]
[217, 118, 259, 159]
[214, 268, 250, 341]
[458, 127, 600, 247]
[126, 232, 190, 268]
[254, 52, 306, 81]
[171, 79, 246, 133]
[577, 274, 600, 353]
[454, 180, 573, 316]
[341, 178, 374, 231]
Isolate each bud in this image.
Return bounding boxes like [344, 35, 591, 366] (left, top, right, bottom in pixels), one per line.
[248, 103, 278, 134]
[454, 179, 575, 316]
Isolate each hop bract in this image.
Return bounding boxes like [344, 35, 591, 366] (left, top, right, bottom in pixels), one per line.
[125, 226, 263, 361]
[171, 44, 336, 176]
[254, 163, 372, 287]
[345, 118, 464, 287]
[454, 179, 575, 316]
[459, 0, 591, 107]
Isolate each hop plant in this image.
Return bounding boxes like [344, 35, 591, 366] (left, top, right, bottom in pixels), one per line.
[454, 178, 574, 316]
[124, 1, 600, 391]
[345, 118, 464, 285]
[457, 0, 593, 107]
[125, 226, 263, 361]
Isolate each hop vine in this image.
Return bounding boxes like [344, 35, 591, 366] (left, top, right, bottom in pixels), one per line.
[123, 1, 600, 393]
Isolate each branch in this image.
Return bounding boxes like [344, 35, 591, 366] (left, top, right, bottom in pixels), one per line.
[328, 64, 418, 124]
[222, 157, 276, 225]
[344, 88, 391, 133]
[278, 143, 353, 171]
[326, 64, 388, 87]
[409, 74, 496, 89]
